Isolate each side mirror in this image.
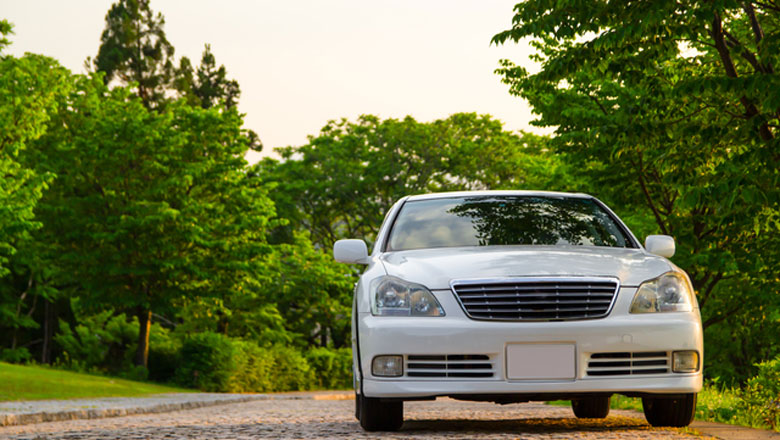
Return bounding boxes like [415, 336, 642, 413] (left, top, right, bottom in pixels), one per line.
[333, 239, 369, 264]
[645, 235, 675, 258]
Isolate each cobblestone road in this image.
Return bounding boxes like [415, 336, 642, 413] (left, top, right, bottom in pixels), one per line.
[0, 396, 706, 439]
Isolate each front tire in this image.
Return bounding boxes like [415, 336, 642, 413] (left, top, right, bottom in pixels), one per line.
[358, 395, 403, 431]
[642, 393, 697, 427]
[571, 396, 611, 419]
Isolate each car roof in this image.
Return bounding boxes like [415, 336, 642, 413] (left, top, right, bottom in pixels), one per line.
[405, 190, 594, 202]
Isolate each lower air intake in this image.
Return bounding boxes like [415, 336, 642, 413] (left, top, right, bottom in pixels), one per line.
[586, 351, 670, 376]
[406, 354, 494, 378]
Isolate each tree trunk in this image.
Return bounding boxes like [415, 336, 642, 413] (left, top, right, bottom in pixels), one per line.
[216, 316, 229, 335]
[135, 307, 152, 367]
[41, 299, 52, 364]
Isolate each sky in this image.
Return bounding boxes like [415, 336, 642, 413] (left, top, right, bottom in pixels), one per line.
[2, 0, 541, 163]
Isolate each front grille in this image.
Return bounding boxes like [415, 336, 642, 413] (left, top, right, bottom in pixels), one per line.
[586, 351, 670, 376]
[406, 354, 494, 378]
[452, 277, 619, 321]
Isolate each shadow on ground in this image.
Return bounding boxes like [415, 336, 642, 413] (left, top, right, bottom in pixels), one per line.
[401, 415, 660, 434]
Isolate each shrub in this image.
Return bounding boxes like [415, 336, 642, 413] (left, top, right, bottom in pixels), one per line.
[268, 344, 315, 391]
[229, 340, 274, 392]
[695, 382, 740, 425]
[54, 310, 137, 374]
[0, 347, 32, 363]
[173, 335, 321, 393]
[147, 325, 181, 383]
[739, 356, 780, 430]
[120, 364, 150, 381]
[306, 347, 352, 390]
[175, 331, 236, 391]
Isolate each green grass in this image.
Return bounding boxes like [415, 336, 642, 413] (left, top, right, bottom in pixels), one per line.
[0, 362, 192, 401]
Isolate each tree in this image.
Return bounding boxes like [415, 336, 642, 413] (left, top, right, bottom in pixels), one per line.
[175, 44, 262, 151]
[177, 231, 356, 348]
[492, 1, 780, 381]
[24, 74, 275, 368]
[176, 44, 241, 110]
[93, 0, 175, 108]
[93, 1, 263, 149]
[255, 113, 575, 249]
[0, 21, 70, 362]
[260, 234, 355, 348]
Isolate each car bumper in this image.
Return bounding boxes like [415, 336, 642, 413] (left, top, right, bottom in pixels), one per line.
[363, 375, 702, 397]
[357, 289, 703, 399]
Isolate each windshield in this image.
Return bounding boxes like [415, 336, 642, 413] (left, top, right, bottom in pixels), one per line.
[386, 196, 634, 251]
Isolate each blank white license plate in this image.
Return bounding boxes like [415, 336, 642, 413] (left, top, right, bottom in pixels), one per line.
[506, 344, 575, 380]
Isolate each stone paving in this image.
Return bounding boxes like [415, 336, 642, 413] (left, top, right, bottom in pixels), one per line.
[0, 395, 707, 439]
[0, 393, 269, 427]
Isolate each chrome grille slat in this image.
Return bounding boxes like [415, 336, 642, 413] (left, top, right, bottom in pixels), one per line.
[452, 277, 619, 321]
[462, 299, 613, 306]
[459, 294, 614, 301]
[468, 307, 605, 313]
[407, 368, 493, 373]
[455, 284, 615, 293]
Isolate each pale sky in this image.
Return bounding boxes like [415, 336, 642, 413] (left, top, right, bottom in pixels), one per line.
[2, 0, 541, 163]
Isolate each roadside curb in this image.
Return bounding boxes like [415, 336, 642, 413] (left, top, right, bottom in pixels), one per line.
[0, 394, 269, 427]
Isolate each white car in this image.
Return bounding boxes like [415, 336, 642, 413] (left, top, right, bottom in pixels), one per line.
[334, 191, 703, 431]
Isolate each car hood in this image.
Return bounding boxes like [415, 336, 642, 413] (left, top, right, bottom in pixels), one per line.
[379, 246, 672, 289]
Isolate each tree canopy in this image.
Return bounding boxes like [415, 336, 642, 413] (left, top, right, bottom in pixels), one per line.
[175, 44, 241, 110]
[255, 113, 576, 249]
[94, 0, 175, 108]
[21, 74, 275, 367]
[492, 0, 780, 380]
[0, 21, 72, 360]
[0, 21, 70, 275]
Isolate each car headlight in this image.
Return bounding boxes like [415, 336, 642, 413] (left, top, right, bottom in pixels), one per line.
[630, 271, 695, 313]
[370, 276, 445, 316]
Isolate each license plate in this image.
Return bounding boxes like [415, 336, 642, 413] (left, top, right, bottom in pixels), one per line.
[506, 344, 575, 380]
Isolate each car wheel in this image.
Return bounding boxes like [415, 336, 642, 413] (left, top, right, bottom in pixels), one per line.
[642, 393, 697, 427]
[571, 396, 611, 419]
[358, 395, 403, 431]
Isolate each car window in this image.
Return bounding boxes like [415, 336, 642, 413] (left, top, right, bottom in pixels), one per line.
[386, 196, 633, 251]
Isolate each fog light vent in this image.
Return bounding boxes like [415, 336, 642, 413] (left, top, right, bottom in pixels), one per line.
[372, 355, 403, 377]
[672, 351, 699, 373]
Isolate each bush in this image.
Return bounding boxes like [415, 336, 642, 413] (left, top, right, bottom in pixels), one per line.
[46, 307, 351, 393]
[174, 335, 319, 393]
[120, 364, 150, 381]
[695, 382, 740, 425]
[147, 325, 181, 382]
[229, 340, 274, 392]
[54, 310, 137, 374]
[739, 356, 780, 430]
[175, 331, 236, 391]
[267, 344, 315, 391]
[0, 347, 32, 363]
[306, 347, 352, 390]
